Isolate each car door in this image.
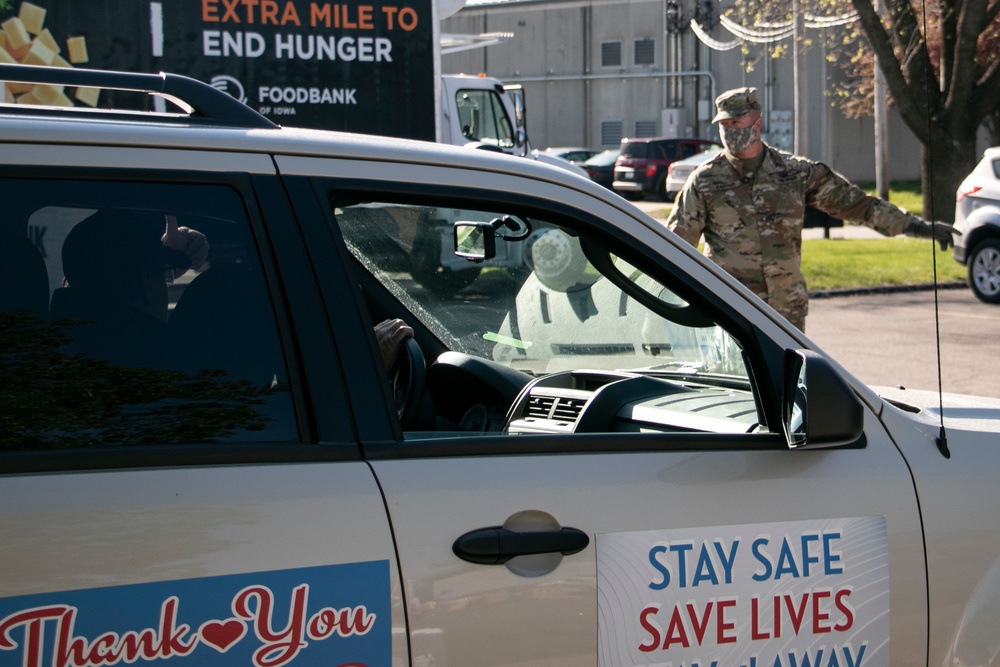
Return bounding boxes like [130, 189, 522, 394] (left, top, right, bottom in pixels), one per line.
[280, 154, 928, 667]
[0, 146, 407, 667]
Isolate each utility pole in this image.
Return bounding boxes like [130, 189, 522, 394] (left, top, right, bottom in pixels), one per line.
[873, 0, 889, 199]
[792, 0, 808, 155]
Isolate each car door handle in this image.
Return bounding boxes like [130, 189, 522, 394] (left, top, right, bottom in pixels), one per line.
[453, 526, 590, 565]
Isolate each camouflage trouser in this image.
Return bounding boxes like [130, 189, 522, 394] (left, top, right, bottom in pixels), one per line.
[771, 300, 806, 332]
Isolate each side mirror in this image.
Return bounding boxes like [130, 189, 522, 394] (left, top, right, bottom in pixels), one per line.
[783, 350, 864, 449]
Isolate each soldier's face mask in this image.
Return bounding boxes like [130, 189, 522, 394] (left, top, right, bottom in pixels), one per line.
[720, 118, 760, 155]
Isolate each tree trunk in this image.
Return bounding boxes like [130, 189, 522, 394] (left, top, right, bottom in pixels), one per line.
[921, 129, 978, 223]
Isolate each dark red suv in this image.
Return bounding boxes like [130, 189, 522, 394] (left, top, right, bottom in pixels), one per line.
[613, 137, 720, 201]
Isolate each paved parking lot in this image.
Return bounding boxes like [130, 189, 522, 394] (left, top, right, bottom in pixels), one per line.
[631, 200, 999, 399]
[807, 287, 1000, 398]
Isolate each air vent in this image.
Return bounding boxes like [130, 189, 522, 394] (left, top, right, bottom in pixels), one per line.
[525, 395, 585, 423]
[552, 398, 586, 421]
[526, 396, 556, 419]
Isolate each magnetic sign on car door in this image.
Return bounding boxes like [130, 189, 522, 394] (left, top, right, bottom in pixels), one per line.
[0, 561, 391, 667]
[596, 517, 890, 667]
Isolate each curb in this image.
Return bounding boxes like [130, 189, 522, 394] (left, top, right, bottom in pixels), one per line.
[810, 281, 967, 299]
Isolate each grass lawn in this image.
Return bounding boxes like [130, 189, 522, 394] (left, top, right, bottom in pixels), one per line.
[802, 237, 965, 291]
[804, 180, 964, 290]
[660, 180, 967, 291]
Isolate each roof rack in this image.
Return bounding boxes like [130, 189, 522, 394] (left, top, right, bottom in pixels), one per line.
[0, 63, 277, 129]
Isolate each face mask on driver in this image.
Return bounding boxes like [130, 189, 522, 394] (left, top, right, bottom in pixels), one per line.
[720, 122, 759, 155]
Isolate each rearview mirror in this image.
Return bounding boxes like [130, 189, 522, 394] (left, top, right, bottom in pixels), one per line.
[454, 221, 497, 262]
[454, 216, 532, 262]
[783, 350, 864, 449]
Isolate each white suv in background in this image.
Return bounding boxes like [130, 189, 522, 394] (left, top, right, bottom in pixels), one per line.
[4, 64, 1000, 667]
[953, 146, 1000, 302]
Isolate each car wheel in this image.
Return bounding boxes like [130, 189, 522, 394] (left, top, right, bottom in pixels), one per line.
[968, 238, 1000, 304]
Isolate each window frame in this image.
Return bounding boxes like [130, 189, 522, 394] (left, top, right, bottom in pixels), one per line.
[299, 174, 793, 458]
[0, 165, 359, 473]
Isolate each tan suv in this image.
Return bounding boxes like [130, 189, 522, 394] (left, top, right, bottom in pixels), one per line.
[612, 136, 719, 201]
[5, 63, 1000, 667]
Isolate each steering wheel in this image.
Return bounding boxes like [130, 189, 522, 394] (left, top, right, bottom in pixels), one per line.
[390, 336, 427, 429]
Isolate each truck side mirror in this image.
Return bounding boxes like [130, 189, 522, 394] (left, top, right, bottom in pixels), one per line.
[783, 349, 864, 449]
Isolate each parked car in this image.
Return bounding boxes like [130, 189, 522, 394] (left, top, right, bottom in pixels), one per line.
[953, 146, 1000, 303]
[613, 136, 720, 201]
[664, 144, 724, 200]
[581, 148, 619, 189]
[540, 146, 599, 165]
[6, 64, 1000, 667]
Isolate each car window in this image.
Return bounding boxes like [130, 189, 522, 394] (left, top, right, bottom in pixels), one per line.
[0, 178, 297, 451]
[334, 199, 759, 440]
[620, 142, 649, 159]
[455, 87, 514, 148]
[680, 143, 699, 158]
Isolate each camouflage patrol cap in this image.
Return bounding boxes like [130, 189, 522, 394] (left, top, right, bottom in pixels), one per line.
[712, 87, 761, 122]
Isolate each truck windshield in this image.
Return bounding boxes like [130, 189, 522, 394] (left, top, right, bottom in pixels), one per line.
[456, 89, 515, 149]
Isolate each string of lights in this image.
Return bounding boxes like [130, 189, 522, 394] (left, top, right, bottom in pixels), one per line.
[690, 10, 858, 48]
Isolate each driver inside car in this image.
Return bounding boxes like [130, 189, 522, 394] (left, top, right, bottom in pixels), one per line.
[375, 317, 414, 370]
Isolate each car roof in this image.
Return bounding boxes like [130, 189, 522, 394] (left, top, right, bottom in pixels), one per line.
[0, 65, 630, 218]
[4, 109, 606, 185]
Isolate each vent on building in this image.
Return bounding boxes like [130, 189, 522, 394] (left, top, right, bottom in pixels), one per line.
[635, 119, 657, 137]
[601, 119, 623, 146]
[634, 38, 655, 66]
[601, 40, 622, 68]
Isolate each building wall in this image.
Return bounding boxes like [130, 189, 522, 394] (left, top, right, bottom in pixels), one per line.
[442, 0, 923, 183]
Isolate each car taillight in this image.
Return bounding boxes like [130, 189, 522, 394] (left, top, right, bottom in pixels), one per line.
[667, 163, 677, 176]
[957, 185, 981, 203]
[644, 165, 657, 177]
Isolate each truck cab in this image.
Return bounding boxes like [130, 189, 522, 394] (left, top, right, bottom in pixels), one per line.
[440, 74, 527, 156]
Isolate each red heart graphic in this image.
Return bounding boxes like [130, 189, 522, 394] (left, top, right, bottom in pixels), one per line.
[199, 618, 247, 653]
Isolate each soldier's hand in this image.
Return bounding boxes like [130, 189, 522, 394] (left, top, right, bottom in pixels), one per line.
[927, 221, 960, 251]
[907, 218, 960, 251]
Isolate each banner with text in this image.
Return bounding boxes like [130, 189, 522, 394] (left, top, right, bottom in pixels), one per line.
[0, 1, 436, 139]
[597, 517, 890, 667]
[0, 561, 391, 667]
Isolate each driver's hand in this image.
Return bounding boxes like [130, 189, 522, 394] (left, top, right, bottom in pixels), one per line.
[162, 215, 209, 278]
[374, 318, 414, 370]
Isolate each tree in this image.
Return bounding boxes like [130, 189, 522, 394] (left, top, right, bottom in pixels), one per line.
[849, 0, 1000, 220]
[725, 0, 1000, 221]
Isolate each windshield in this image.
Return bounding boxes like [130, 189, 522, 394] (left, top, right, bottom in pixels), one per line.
[455, 88, 515, 149]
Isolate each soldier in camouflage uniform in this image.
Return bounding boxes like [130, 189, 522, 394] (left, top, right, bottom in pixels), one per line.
[666, 86, 957, 331]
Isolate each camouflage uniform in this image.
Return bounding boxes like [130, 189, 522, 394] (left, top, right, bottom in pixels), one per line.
[667, 89, 918, 330]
